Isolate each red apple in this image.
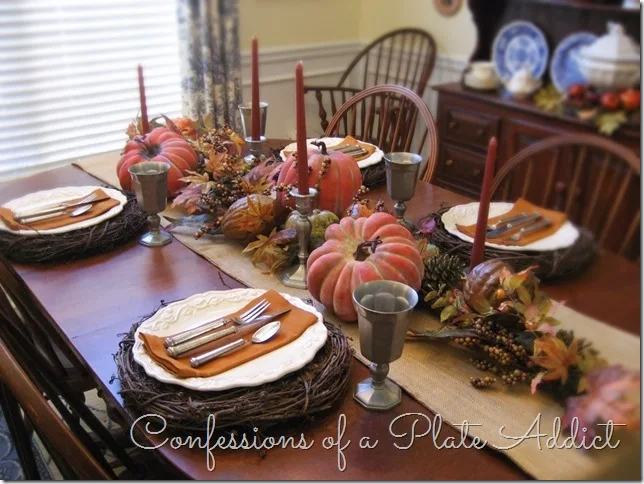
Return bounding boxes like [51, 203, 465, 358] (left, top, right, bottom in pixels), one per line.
[620, 89, 641, 111]
[567, 83, 586, 99]
[600, 92, 621, 111]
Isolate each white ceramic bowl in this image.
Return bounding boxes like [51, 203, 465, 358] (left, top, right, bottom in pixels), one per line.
[576, 55, 640, 89]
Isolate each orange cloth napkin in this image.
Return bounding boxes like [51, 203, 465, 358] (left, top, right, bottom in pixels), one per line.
[456, 198, 567, 247]
[0, 189, 119, 232]
[284, 136, 376, 163]
[139, 290, 318, 378]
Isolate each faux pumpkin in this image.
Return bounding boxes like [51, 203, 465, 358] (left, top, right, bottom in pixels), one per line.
[277, 141, 362, 217]
[220, 194, 277, 242]
[285, 209, 339, 249]
[463, 259, 513, 309]
[307, 212, 424, 321]
[116, 127, 198, 196]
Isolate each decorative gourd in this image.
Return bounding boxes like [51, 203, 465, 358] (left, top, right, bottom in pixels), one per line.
[463, 259, 513, 308]
[221, 194, 277, 242]
[116, 127, 198, 196]
[307, 212, 424, 321]
[285, 209, 339, 249]
[277, 141, 362, 217]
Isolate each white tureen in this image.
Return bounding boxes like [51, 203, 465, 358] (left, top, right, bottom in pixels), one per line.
[576, 22, 640, 89]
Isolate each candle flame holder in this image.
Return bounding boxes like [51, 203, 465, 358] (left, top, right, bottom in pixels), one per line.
[280, 187, 318, 289]
[238, 102, 268, 163]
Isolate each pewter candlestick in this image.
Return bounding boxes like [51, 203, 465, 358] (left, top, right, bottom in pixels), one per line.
[129, 161, 172, 247]
[238, 101, 268, 162]
[384, 152, 422, 231]
[280, 187, 318, 289]
[352, 280, 418, 410]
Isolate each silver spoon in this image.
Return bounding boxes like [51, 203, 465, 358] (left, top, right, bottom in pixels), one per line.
[20, 204, 93, 224]
[189, 320, 281, 368]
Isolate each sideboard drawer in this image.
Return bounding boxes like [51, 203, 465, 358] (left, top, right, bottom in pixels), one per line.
[442, 105, 500, 149]
[435, 142, 485, 196]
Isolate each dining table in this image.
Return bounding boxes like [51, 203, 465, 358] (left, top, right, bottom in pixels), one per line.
[0, 140, 639, 480]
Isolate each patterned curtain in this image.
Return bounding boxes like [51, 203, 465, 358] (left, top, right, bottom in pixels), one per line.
[177, 0, 242, 131]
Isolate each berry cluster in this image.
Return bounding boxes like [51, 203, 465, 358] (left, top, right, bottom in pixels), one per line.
[470, 376, 496, 389]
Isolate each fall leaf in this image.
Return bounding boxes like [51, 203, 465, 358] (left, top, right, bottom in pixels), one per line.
[595, 111, 627, 136]
[179, 171, 215, 194]
[531, 334, 578, 388]
[562, 365, 640, 443]
[534, 85, 564, 114]
[171, 183, 204, 214]
[243, 228, 297, 274]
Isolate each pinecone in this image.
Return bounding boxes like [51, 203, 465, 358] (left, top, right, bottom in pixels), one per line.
[421, 253, 465, 295]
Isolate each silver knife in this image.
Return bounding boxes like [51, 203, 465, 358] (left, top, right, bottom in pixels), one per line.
[486, 213, 541, 238]
[509, 218, 552, 242]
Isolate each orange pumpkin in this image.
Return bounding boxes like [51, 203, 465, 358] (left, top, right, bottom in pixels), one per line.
[307, 212, 424, 321]
[277, 141, 362, 217]
[116, 127, 199, 196]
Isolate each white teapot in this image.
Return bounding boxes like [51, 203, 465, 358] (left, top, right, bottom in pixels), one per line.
[504, 67, 542, 99]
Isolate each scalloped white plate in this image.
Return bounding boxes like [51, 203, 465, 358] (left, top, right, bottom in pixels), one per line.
[0, 186, 127, 236]
[442, 202, 579, 252]
[133, 288, 328, 391]
[279, 137, 384, 168]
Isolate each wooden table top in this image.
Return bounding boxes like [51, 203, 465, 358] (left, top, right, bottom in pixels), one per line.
[0, 161, 639, 480]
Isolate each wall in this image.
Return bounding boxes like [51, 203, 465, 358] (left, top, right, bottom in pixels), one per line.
[239, 0, 475, 139]
[357, 0, 476, 60]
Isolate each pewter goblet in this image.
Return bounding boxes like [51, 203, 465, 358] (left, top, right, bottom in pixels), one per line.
[128, 162, 172, 247]
[352, 280, 418, 410]
[238, 101, 268, 162]
[384, 152, 422, 231]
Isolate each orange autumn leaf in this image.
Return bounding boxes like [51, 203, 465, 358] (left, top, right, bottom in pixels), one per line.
[531, 334, 578, 386]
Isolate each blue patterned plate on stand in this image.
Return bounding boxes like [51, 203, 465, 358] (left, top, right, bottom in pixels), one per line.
[550, 32, 598, 93]
[492, 21, 549, 81]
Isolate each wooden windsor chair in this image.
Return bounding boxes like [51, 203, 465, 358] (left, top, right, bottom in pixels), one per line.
[305, 28, 437, 134]
[0, 311, 145, 479]
[0, 254, 95, 394]
[490, 134, 640, 259]
[324, 84, 439, 182]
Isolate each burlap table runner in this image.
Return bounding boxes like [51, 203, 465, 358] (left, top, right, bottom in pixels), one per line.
[76, 156, 640, 480]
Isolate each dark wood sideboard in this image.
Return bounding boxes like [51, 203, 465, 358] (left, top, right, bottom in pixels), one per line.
[432, 83, 640, 198]
[432, 0, 641, 198]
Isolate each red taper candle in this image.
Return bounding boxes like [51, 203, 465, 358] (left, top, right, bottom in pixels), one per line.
[295, 61, 309, 195]
[137, 64, 150, 134]
[251, 36, 261, 141]
[470, 137, 497, 270]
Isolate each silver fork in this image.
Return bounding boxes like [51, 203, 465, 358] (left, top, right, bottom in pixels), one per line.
[163, 299, 269, 348]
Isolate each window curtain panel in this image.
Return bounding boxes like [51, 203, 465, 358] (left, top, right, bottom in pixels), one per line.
[177, 0, 242, 131]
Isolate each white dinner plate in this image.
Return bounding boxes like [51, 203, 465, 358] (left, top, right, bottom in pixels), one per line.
[133, 288, 328, 391]
[441, 202, 579, 252]
[279, 137, 384, 169]
[0, 186, 127, 236]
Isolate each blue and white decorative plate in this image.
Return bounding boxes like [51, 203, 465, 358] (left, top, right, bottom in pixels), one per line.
[492, 21, 549, 81]
[550, 32, 598, 93]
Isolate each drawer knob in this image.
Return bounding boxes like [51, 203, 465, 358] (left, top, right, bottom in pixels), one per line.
[446, 159, 454, 166]
[448, 120, 458, 129]
[472, 168, 481, 177]
[477, 128, 485, 137]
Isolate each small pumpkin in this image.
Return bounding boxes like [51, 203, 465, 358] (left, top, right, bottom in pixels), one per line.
[307, 212, 424, 321]
[285, 209, 339, 249]
[277, 141, 362, 217]
[463, 259, 513, 309]
[116, 127, 198, 196]
[220, 194, 277, 242]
